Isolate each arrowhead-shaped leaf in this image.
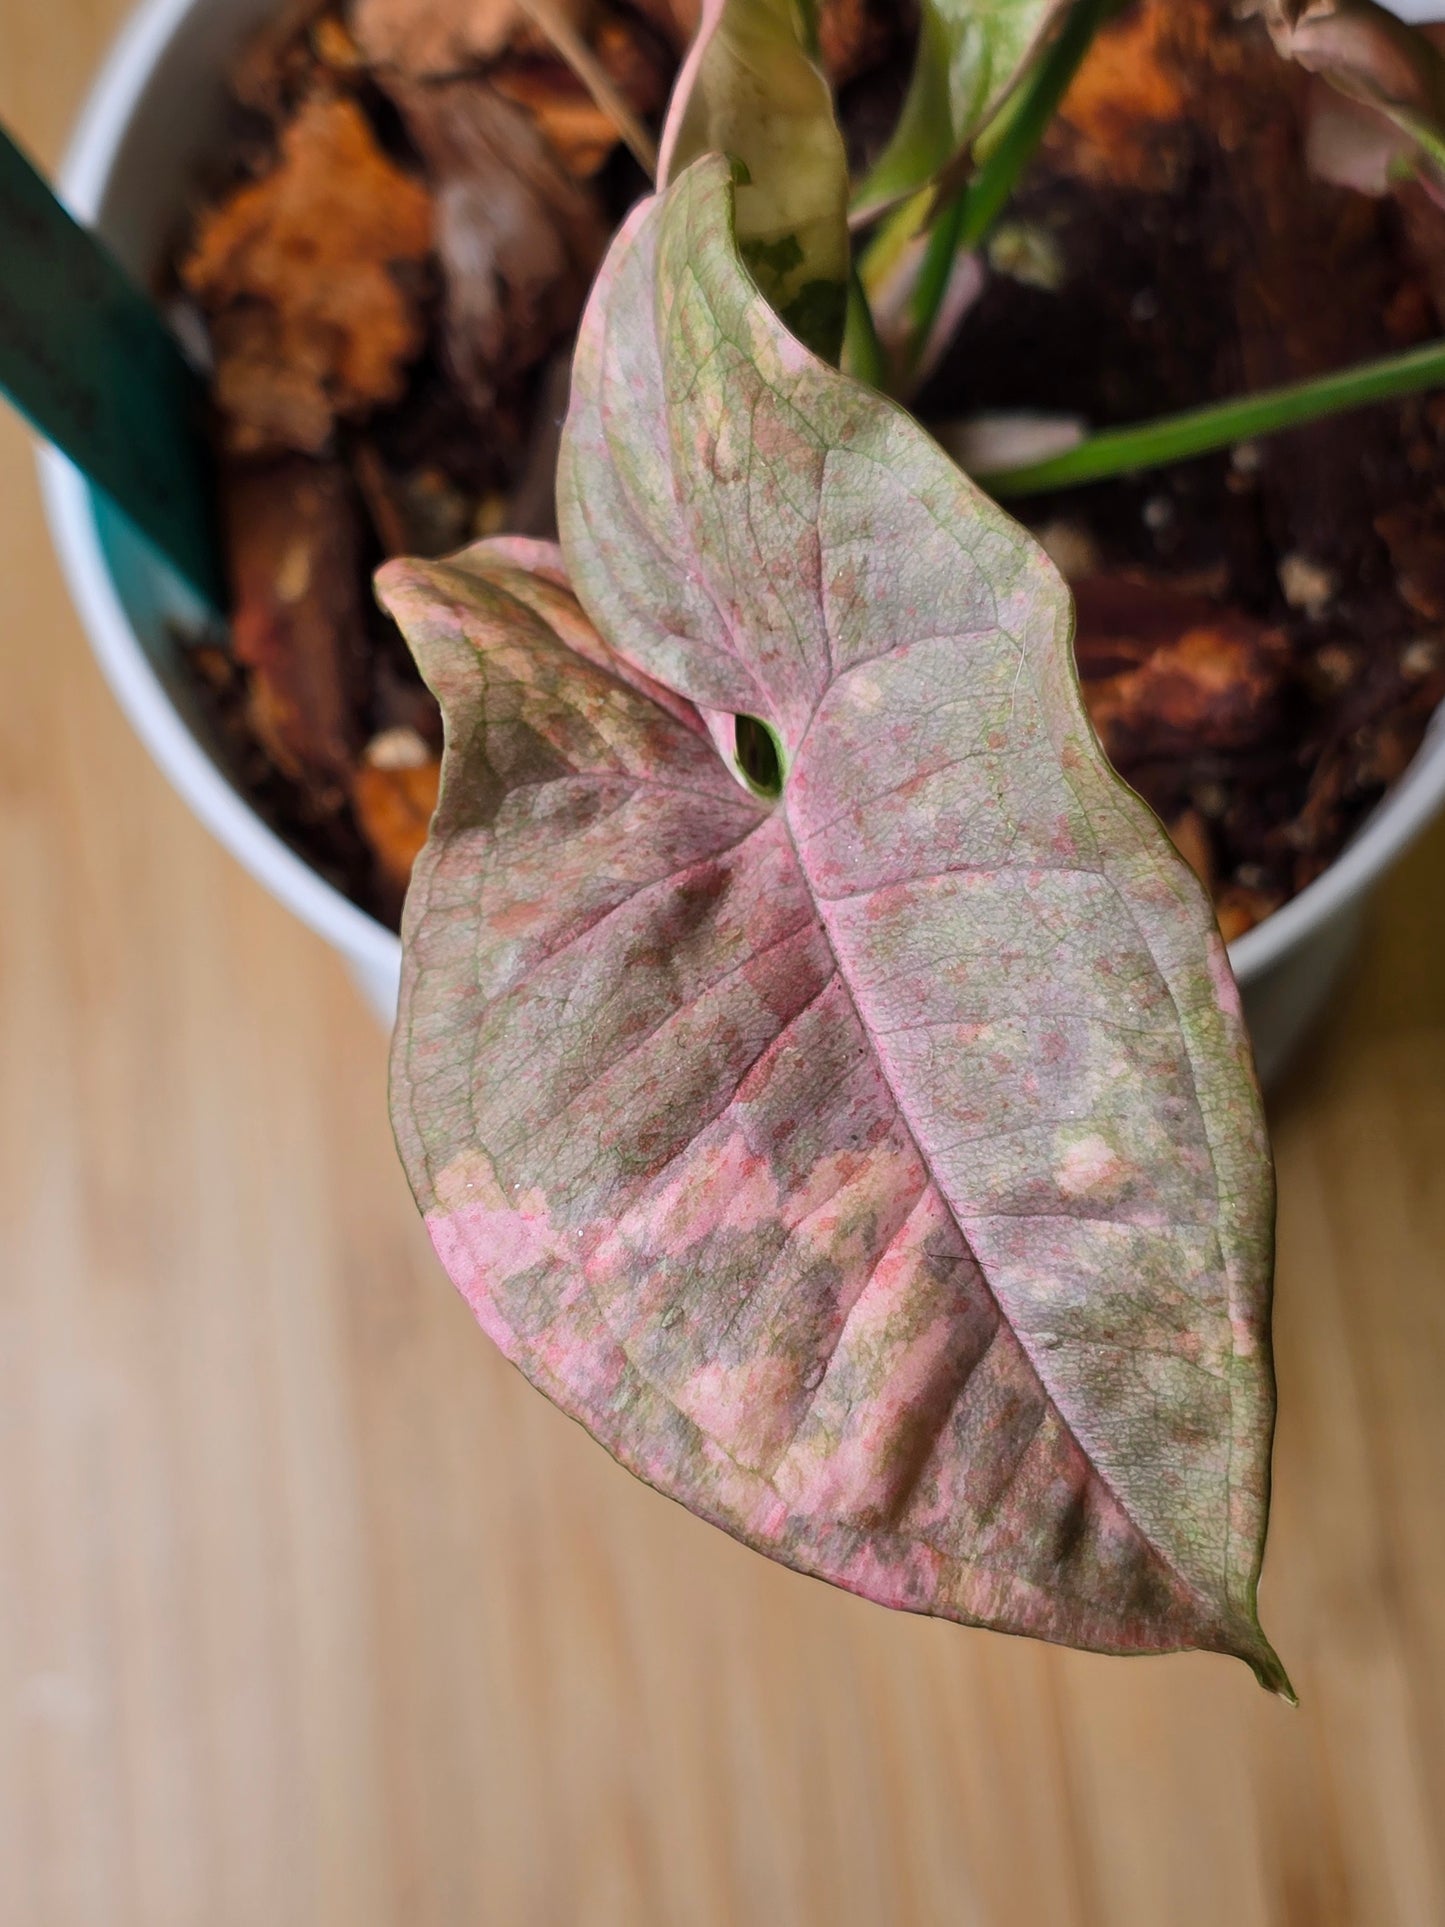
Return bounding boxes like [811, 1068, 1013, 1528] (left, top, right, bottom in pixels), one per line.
[854, 0, 1070, 216]
[658, 0, 850, 361]
[381, 157, 1288, 1688]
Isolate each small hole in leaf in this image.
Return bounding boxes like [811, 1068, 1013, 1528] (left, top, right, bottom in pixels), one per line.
[735, 715, 783, 798]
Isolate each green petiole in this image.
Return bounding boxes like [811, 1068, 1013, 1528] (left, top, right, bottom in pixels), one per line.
[975, 338, 1445, 496]
[902, 192, 970, 383]
[843, 263, 888, 389]
[954, 0, 1124, 252]
[902, 0, 1124, 378]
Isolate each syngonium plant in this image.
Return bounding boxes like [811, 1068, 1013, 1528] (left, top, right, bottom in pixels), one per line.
[374, 0, 1445, 1694]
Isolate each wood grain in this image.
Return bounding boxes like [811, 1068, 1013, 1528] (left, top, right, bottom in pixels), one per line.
[5, 11, 1445, 1922]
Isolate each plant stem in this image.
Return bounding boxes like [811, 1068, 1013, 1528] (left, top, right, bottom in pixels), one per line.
[903, 0, 1122, 376]
[960, 0, 1123, 250]
[975, 338, 1445, 495]
[843, 266, 887, 388]
[902, 193, 970, 382]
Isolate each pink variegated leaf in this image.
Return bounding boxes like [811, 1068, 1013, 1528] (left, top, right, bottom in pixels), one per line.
[381, 156, 1288, 1689]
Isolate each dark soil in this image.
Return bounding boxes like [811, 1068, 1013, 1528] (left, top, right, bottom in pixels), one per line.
[921, 0, 1445, 935]
[176, 0, 1445, 942]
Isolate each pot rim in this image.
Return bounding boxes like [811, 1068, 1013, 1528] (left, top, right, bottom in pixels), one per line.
[39, 0, 1445, 992]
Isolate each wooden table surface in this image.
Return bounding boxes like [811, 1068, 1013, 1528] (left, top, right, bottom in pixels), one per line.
[6, 12, 1445, 1924]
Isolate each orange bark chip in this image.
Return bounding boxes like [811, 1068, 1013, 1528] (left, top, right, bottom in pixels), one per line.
[353, 759, 442, 892]
[183, 95, 433, 453]
[1052, 0, 1189, 187]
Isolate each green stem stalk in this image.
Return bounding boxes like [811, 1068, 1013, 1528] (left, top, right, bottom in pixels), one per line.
[843, 265, 888, 388]
[976, 338, 1445, 495]
[956, 0, 1123, 251]
[903, 0, 1122, 376]
[902, 194, 969, 381]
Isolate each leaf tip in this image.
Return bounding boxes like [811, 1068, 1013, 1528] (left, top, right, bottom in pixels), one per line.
[1254, 1647, 1299, 1706]
[1235, 1622, 1296, 1704]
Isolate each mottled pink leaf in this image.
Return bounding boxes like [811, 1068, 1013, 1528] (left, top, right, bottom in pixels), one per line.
[380, 156, 1288, 1690]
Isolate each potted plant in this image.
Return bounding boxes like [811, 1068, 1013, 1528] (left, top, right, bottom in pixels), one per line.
[44, 0, 1445, 1081]
[40, 0, 1445, 1681]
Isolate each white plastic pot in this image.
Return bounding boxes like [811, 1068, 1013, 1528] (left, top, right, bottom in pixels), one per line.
[42, 0, 1445, 1080]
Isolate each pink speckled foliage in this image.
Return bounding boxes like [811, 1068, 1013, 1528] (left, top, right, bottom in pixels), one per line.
[380, 156, 1288, 1690]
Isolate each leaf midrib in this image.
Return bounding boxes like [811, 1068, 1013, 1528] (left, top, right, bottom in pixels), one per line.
[778, 802, 1233, 1641]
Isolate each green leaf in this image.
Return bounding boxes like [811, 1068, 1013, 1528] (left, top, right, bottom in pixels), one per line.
[854, 0, 1071, 216]
[975, 337, 1445, 495]
[381, 157, 1289, 1689]
[658, 0, 850, 361]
